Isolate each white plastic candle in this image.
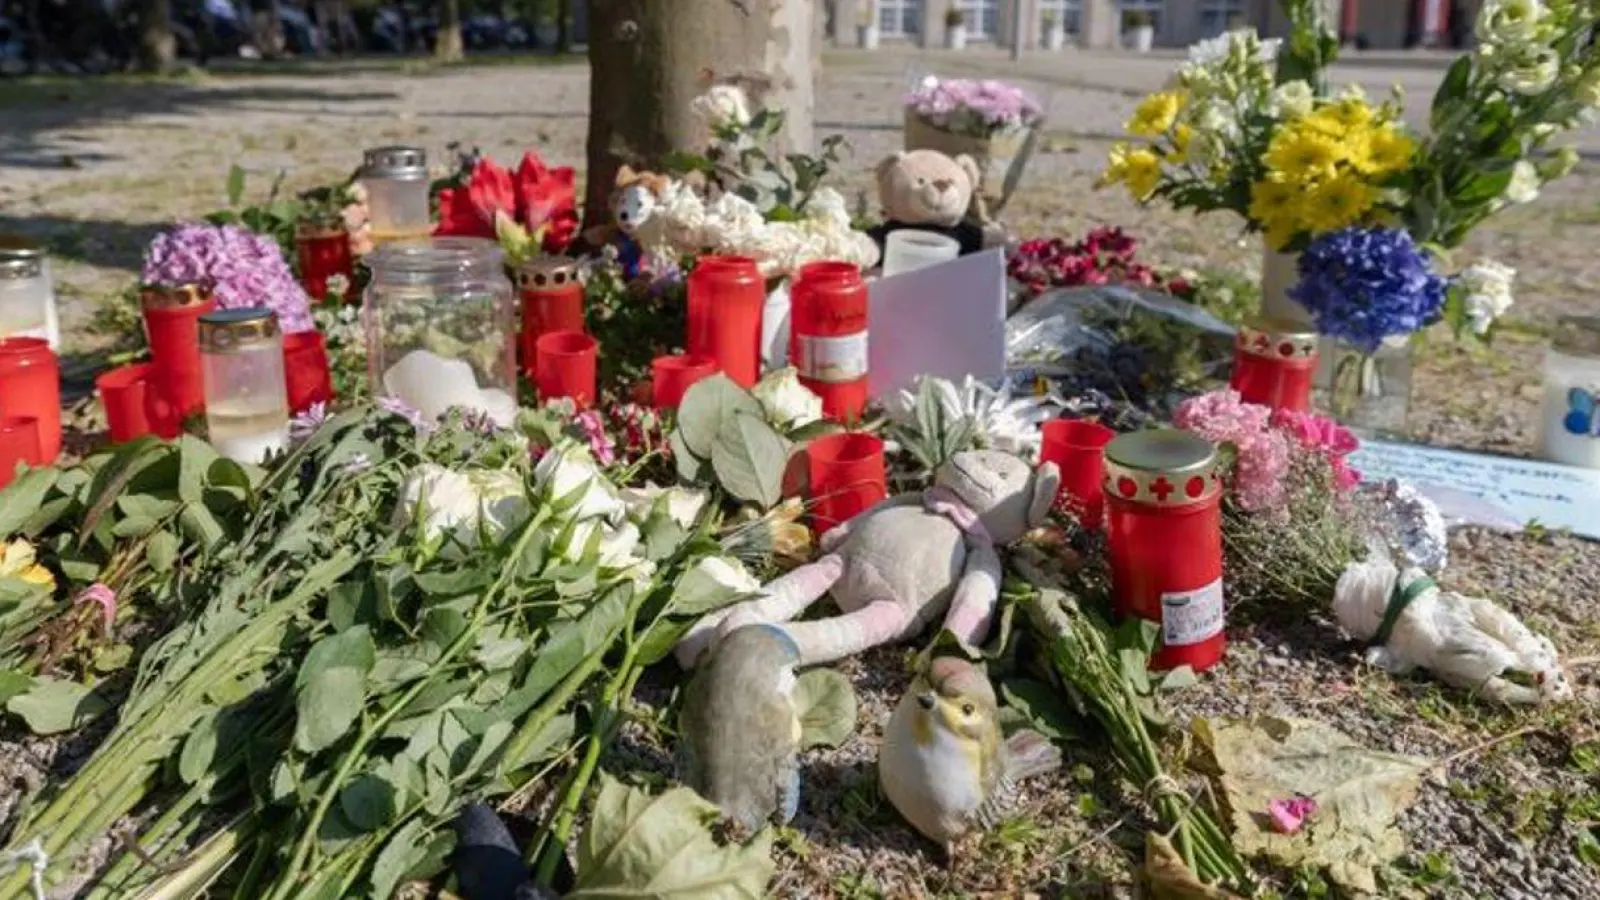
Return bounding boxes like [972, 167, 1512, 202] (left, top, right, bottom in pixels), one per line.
[1539, 317, 1600, 469]
[360, 146, 432, 244]
[0, 240, 60, 350]
[882, 229, 960, 277]
[200, 308, 290, 465]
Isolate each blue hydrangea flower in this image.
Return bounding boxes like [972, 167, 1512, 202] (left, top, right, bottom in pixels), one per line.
[1290, 227, 1448, 354]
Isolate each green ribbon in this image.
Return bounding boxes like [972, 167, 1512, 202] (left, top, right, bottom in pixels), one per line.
[1373, 574, 1435, 647]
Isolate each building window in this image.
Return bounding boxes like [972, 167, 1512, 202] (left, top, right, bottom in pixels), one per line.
[1197, 0, 1246, 37]
[1118, 0, 1163, 32]
[878, 0, 924, 38]
[1040, 0, 1083, 34]
[958, 0, 1000, 38]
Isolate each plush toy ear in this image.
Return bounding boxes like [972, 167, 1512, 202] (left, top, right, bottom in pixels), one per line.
[953, 154, 982, 194]
[1028, 461, 1061, 527]
[643, 173, 672, 196]
[875, 152, 907, 195]
[614, 164, 638, 187]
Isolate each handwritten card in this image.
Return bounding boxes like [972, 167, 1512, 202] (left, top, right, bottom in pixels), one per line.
[1350, 438, 1600, 538]
[868, 249, 1007, 400]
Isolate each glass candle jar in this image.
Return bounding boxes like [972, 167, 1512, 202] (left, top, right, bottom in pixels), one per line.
[0, 236, 60, 350]
[200, 308, 290, 464]
[1104, 429, 1225, 673]
[360, 146, 432, 245]
[364, 237, 518, 427]
[1230, 316, 1318, 413]
[295, 224, 355, 303]
[1539, 315, 1600, 469]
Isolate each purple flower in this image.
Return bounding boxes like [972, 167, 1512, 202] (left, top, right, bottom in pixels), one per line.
[289, 402, 329, 442]
[141, 223, 314, 334]
[1289, 227, 1448, 354]
[378, 395, 433, 433]
[906, 77, 1040, 135]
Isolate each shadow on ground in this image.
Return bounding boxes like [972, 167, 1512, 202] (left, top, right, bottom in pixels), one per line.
[0, 214, 164, 273]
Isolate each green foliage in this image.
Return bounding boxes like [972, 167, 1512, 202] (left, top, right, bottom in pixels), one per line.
[793, 668, 858, 750]
[673, 375, 792, 511]
[583, 261, 689, 392]
[1274, 0, 1340, 96]
[664, 106, 852, 220]
[205, 165, 301, 259]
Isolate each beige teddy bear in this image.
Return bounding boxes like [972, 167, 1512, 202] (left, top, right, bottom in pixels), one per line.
[870, 150, 992, 257]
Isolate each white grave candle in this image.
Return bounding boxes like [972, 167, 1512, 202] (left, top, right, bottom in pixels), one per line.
[882, 229, 960, 277]
[1539, 317, 1600, 470]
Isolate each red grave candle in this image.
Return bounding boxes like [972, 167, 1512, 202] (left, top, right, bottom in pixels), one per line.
[517, 258, 587, 380]
[0, 416, 41, 487]
[536, 330, 597, 408]
[791, 269, 870, 423]
[141, 284, 216, 438]
[295, 225, 355, 304]
[1103, 429, 1225, 673]
[687, 256, 764, 387]
[651, 354, 717, 410]
[96, 362, 156, 444]
[0, 337, 61, 463]
[1230, 317, 1318, 413]
[805, 431, 887, 536]
[1039, 418, 1116, 530]
[283, 331, 336, 415]
[788, 260, 860, 367]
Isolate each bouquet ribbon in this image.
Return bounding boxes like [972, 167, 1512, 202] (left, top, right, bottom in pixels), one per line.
[1373, 573, 1436, 646]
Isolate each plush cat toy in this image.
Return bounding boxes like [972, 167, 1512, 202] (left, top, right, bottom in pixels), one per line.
[582, 165, 673, 279]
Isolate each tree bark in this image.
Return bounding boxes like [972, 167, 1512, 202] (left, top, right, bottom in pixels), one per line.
[135, 0, 177, 72]
[582, 0, 816, 235]
[436, 0, 466, 60]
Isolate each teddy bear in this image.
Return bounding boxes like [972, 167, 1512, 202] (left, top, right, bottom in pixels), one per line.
[581, 164, 674, 279]
[867, 149, 990, 259]
[675, 449, 1061, 669]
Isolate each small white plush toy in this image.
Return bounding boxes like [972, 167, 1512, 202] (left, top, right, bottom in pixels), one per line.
[1332, 554, 1572, 705]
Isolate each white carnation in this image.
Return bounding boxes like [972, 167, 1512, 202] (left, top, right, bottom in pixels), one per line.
[1504, 159, 1542, 203]
[1271, 80, 1314, 118]
[691, 84, 753, 129]
[1456, 260, 1517, 335]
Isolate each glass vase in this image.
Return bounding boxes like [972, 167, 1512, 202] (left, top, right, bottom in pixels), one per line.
[1258, 239, 1314, 328]
[1315, 338, 1413, 435]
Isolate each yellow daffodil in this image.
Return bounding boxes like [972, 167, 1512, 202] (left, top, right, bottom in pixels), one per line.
[1127, 91, 1185, 137]
[1361, 128, 1417, 175]
[1248, 178, 1299, 225]
[1264, 128, 1342, 183]
[1168, 124, 1194, 164]
[1123, 148, 1163, 201]
[1303, 174, 1377, 233]
[0, 538, 55, 589]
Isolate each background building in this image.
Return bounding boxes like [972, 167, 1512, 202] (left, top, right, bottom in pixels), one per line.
[830, 1, 1482, 51]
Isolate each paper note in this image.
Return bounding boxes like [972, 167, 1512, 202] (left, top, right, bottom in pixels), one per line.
[868, 249, 1007, 400]
[1350, 438, 1600, 538]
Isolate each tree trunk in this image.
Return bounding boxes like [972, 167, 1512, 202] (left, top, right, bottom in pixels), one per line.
[135, 0, 177, 72]
[556, 0, 572, 51]
[437, 0, 465, 60]
[582, 0, 816, 235]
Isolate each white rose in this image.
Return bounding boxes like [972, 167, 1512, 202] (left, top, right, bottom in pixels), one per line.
[692, 84, 752, 129]
[1504, 159, 1542, 203]
[671, 555, 765, 611]
[1457, 260, 1517, 334]
[1497, 46, 1559, 95]
[751, 367, 824, 430]
[1476, 0, 1548, 46]
[559, 518, 643, 569]
[1271, 80, 1314, 118]
[533, 444, 626, 524]
[618, 483, 710, 529]
[395, 464, 531, 547]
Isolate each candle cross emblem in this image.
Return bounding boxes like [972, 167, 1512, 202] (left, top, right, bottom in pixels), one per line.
[1150, 476, 1175, 502]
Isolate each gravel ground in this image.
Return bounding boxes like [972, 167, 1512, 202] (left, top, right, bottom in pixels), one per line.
[3, 48, 1599, 899]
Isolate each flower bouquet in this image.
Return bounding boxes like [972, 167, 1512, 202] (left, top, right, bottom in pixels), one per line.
[434, 149, 580, 265]
[903, 75, 1044, 217]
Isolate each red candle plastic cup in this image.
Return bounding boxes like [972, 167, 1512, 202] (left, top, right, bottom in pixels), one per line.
[0, 416, 41, 487]
[806, 432, 887, 536]
[1039, 418, 1116, 529]
[1103, 430, 1226, 673]
[0, 337, 61, 463]
[283, 331, 336, 415]
[791, 275, 870, 423]
[295, 227, 354, 304]
[141, 286, 217, 438]
[518, 265, 586, 380]
[96, 363, 156, 444]
[536, 330, 598, 408]
[687, 256, 764, 385]
[788, 261, 862, 369]
[651, 354, 717, 410]
[1229, 318, 1318, 413]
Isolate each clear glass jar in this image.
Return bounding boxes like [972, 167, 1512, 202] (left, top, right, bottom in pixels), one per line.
[1539, 316, 1600, 469]
[0, 236, 60, 350]
[199, 308, 289, 464]
[363, 237, 517, 427]
[360, 146, 432, 244]
[1314, 336, 1413, 436]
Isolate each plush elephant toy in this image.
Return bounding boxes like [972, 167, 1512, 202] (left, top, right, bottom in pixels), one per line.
[676, 450, 1060, 669]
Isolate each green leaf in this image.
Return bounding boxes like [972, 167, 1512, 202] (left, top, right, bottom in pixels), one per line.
[1000, 679, 1079, 742]
[490, 585, 629, 723]
[177, 435, 220, 504]
[670, 429, 704, 483]
[226, 164, 246, 207]
[115, 493, 181, 521]
[5, 678, 109, 735]
[371, 819, 427, 899]
[794, 668, 857, 750]
[178, 503, 225, 548]
[500, 712, 576, 773]
[0, 670, 32, 705]
[0, 467, 56, 537]
[146, 529, 180, 573]
[1454, 165, 1515, 206]
[178, 707, 223, 785]
[111, 515, 159, 539]
[293, 626, 377, 752]
[1577, 829, 1600, 868]
[473, 636, 526, 672]
[677, 375, 763, 459]
[340, 773, 398, 831]
[297, 625, 378, 688]
[571, 774, 775, 899]
[710, 414, 790, 509]
[1432, 57, 1472, 131]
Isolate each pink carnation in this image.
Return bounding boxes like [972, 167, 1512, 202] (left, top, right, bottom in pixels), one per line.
[1172, 389, 1289, 511]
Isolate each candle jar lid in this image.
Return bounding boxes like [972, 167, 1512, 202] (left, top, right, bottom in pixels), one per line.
[1552, 315, 1600, 359]
[517, 256, 584, 291]
[361, 146, 428, 181]
[1104, 429, 1222, 507]
[0, 257, 42, 280]
[199, 307, 281, 353]
[1237, 316, 1318, 361]
[0, 234, 44, 260]
[368, 237, 504, 286]
[141, 283, 212, 310]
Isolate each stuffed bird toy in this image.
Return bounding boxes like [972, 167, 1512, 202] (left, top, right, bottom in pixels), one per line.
[677, 623, 804, 832]
[879, 656, 1061, 852]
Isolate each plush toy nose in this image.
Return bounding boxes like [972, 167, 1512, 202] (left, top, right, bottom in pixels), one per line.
[931, 179, 954, 193]
[917, 692, 937, 711]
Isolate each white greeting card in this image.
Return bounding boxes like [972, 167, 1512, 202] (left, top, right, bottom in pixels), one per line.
[867, 248, 1007, 400]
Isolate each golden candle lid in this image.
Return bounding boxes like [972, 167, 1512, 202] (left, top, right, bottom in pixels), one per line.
[1237, 316, 1318, 361]
[141, 283, 211, 311]
[1104, 429, 1222, 507]
[361, 145, 428, 181]
[516, 256, 584, 291]
[199, 308, 280, 353]
[1553, 315, 1600, 358]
